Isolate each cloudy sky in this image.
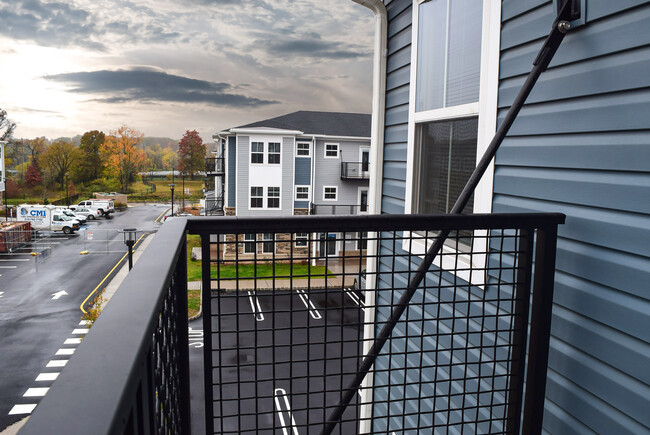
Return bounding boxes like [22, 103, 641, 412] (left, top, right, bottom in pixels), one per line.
[0, 0, 375, 142]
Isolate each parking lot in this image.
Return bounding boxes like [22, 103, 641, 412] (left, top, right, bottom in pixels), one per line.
[204, 287, 366, 434]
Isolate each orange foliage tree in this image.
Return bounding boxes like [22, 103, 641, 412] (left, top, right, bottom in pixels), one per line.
[100, 126, 146, 193]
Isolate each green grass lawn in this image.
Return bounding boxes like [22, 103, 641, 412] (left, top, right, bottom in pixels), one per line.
[186, 234, 331, 281]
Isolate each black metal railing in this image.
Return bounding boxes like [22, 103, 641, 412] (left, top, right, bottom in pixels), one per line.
[312, 203, 367, 215]
[341, 162, 370, 179]
[21, 213, 563, 435]
[206, 157, 225, 175]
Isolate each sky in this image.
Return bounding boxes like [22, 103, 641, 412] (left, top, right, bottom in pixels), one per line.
[0, 0, 375, 143]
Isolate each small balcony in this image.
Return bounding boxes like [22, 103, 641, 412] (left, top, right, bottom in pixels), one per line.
[205, 157, 225, 176]
[341, 162, 370, 180]
[21, 213, 563, 434]
[311, 203, 367, 215]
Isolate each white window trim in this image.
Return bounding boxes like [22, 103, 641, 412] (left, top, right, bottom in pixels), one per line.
[250, 141, 264, 165]
[268, 142, 281, 165]
[296, 142, 311, 158]
[323, 186, 338, 201]
[295, 185, 311, 201]
[267, 186, 281, 208]
[403, 0, 501, 286]
[324, 143, 339, 159]
[295, 233, 309, 247]
[261, 233, 275, 254]
[244, 233, 256, 254]
[248, 186, 281, 210]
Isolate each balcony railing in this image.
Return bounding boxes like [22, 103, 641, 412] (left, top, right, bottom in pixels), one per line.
[341, 162, 370, 180]
[311, 203, 367, 215]
[205, 157, 225, 175]
[21, 213, 563, 434]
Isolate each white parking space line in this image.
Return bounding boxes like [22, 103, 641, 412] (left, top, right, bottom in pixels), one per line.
[72, 328, 89, 334]
[274, 388, 299, 435]
[344, 288, 365, 310]
[8, 404, 37, 415]
[296, 289, 322, 320]
[0, 292, 4, 298]
[46, 360, 68, 368]
[55, 348, 75, 356]
[64, 338, 82, 345]
[247, 291, 264, 321]
[0, 266, 17, 269]
[24, 388, 49, 397]
[0, 259, 29, 262]
[79, 320, 92, 326]
[35, 373, 59, 382]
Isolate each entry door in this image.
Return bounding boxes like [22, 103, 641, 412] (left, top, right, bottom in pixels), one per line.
[319, 233, 337, 257]
[360, 148, 370, 175]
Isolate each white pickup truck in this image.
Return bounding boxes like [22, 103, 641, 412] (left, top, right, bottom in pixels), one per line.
[71, 199, 115, 216]
[17, 205, 81, 234]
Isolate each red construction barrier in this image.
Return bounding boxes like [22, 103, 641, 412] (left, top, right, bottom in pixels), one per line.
[0, 221, 32, 253]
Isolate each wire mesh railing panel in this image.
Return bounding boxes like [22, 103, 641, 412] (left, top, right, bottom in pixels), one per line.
[192, 214, 560, 434]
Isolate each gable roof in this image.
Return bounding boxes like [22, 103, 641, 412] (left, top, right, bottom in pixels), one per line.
[230, 111, 371, 138]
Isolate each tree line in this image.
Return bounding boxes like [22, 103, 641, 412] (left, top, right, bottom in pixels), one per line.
[1, 108, 207, 199]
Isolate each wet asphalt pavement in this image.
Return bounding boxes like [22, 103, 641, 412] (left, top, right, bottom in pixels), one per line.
[0, 204, 167, 431]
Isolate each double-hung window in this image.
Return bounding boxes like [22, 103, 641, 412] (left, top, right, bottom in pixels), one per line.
[250, 187, 263, 208]
[262, 233, 274, 254]
[251, 142, 264, 164]
[295, 233, 308, 247]
[295, 186, 310, 201]
[405, 0, 500, 281]
[268, 142, 281, 164]
[296, 142, 310, 157]
[267, 187, 280, 208]
[323, 186, 337, 201]
[324, 143, 339, 158]
[244, 233, 256, 253]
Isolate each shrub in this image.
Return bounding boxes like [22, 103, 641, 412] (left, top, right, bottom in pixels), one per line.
[81, 289, 105, 327]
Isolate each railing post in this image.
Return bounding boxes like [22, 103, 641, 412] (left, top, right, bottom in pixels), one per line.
[176, 237, 192, 433]
[201, 232, 215, 434]
[521, 224, 559, 434]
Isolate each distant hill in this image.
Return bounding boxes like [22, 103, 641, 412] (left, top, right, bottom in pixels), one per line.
[142, 137, 178, 150]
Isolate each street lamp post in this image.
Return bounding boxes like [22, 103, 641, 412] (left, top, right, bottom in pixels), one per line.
[65, 173, 69, 207]
[122, 228, 137, 270]
[181, 172, 186, 212]
[169, 183, 175, 216]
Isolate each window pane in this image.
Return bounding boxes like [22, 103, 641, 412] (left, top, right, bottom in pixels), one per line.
[416, 0, 482, 111]
[416, 117, 477, 214]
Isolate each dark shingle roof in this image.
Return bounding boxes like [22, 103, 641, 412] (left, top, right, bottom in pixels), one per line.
[232, 111, 371, 138]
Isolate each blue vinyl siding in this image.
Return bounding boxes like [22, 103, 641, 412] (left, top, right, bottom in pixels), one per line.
[494, 1, 650, 432]
[376, 0, 650, 433]
[294, 157, 311, 208]
[227, 136, 236, 207]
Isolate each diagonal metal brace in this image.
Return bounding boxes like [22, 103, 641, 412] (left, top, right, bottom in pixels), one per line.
[321, 1, 578, 433]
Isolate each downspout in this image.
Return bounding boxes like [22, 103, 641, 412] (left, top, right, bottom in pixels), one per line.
[349, 1, 387, 434]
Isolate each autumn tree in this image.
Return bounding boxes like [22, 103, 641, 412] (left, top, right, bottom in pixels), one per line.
[76, 130, 105, 182]
[39, 139, 81, 188]
[177, 130, 206, 179]
[101, 126, 146, 192]
[25, 161, 43, 186]
[162, 147, 178, 170]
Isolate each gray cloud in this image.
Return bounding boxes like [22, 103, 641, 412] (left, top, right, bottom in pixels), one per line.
[252, 32, 370, 60]
[0, 0, 106, 50]
[44, 67, 278, 108]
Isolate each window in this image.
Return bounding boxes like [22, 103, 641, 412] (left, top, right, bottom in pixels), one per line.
[250, 187, 263, 208]
[295, 233, 308, 247]
[359, 189, 368, 213]
[251, 142, 264, 164]
[296, 142, 310, 157]
[323, 186, 337, 201]
[262, 233, 274, 254]
[268, 142, 281, 164]
[267, 187, 280, 208]
[244, 233, 256, 254]
[324, 143, 339, 158]
[295, 186, 310, 201]
[404, 0, 499, 283]
[415, 118, 477, 215]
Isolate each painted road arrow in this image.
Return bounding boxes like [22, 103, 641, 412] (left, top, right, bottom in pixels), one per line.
[0, 292, 4, 298]
[51, 291, 68, 300]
